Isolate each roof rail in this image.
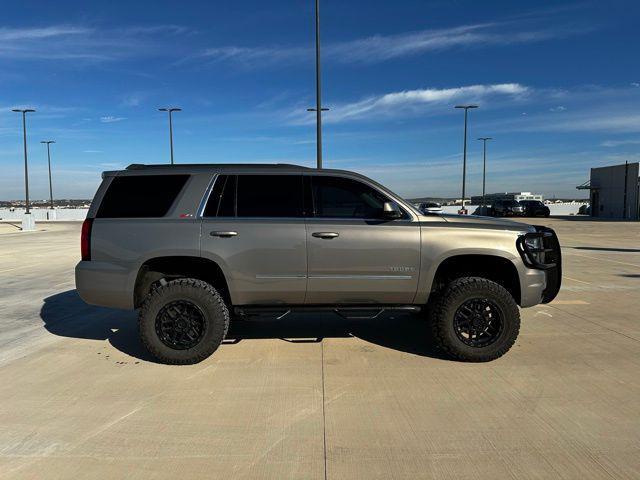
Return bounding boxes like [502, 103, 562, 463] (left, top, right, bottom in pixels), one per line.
[125, 163, 310, 170]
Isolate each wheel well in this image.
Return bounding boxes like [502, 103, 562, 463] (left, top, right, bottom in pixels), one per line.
[431, 255, 521, 304]
[134, 256, 230, 308]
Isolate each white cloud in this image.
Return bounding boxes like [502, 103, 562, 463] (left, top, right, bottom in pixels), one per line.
[199, 46, 307, 67]
[600, 139, 640, 147]
[549, 105, 567, 112]
[0, 26, 90, 41]
[290, 83, 529, 124]
[496, 112, 640, 134]
[0, 24, 190, 61]
[119, 91, 151, 107]
[100, 116, 126, 123]
[197, 21, 590, 67]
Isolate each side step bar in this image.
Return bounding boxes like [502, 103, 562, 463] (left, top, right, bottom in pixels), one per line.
[234, 305, 421, 321]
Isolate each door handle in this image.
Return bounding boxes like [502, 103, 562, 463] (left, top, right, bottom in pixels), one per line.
[210, 231, 238, 237]
[312, 232, 339, 239]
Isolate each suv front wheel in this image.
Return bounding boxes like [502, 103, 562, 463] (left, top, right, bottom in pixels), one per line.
[138, 278, 230, 364]
[431, 277, 520, 362]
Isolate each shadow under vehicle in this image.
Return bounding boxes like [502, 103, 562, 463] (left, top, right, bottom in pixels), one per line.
[40, 290, 449, 362]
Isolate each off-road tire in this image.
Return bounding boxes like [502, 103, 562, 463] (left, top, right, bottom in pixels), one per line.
[138, 278, 230, 365]
[431, 277, 520, 362]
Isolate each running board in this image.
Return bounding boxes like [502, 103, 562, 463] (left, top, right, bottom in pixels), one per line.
[234, 305, 421, 321]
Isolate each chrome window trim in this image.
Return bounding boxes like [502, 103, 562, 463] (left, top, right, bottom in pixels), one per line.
[256, 274, 413, 280]
[197, 173, 219, 219]
[197, 171, 419, 222]
[309, 274, 413, 280]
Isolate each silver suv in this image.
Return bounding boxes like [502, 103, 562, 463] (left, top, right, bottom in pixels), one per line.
[76, 164, 561, 364]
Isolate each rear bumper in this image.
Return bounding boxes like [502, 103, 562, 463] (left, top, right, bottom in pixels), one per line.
[75, 261, 134, 310]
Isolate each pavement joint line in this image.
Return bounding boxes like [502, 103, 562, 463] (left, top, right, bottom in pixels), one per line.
[565, 252, 640, 268]
[547, 303, 639, 343]
[321, 335, 328, 480]
[563, 275, 592, 285]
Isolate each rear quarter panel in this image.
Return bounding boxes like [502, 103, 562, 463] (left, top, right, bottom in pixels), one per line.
[78, 172, 212, 309]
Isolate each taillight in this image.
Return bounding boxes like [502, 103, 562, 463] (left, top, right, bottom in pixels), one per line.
[81, 218, 94, 261]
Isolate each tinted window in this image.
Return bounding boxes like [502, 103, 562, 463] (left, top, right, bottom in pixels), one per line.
[236, 175, 303, 217]
[311, 176, 390, 218]
[96, 174, 188, 218]
[203, 175, 236, 217]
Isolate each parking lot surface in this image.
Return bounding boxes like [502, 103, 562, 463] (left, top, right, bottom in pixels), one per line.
[0, 218, 639, 479]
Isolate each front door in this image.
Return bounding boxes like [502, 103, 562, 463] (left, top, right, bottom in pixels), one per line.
[200, 173, 307, 305]
[304, 175, 421, 304]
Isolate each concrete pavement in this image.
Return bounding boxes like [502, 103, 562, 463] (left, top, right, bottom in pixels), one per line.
[0, 218, 639, 479]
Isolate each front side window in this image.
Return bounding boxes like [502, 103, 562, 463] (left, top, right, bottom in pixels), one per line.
[311, 176, 392, 218]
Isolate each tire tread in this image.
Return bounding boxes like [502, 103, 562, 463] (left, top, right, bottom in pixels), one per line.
[138, 278, 230, 365]
[431, 276, 520, 362]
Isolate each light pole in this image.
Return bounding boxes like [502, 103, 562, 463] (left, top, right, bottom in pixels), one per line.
[41, 140, 56, 210]
[477, 137, 492, 211]
[158, 107, 181, 164]
[454, 105, 478, 213]
[12, 108, 36, 215]
[307, 0, 328, 169]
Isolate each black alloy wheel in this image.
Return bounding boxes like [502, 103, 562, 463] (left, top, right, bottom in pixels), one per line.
[453, 298, 503, 348]
[155, 300, 207, 350]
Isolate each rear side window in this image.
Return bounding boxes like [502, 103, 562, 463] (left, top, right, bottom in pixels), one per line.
[203, 174, 304, 218]
[96, 174, 189, 218]
[238, 175, 304, 217]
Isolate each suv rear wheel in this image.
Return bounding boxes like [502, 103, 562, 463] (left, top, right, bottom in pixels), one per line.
[138, 278, 229, 364]
[431, 277, 520, 362]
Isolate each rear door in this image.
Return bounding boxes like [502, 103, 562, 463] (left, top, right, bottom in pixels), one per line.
[200, 173, 308, 305]
[304, 174, 421, 304]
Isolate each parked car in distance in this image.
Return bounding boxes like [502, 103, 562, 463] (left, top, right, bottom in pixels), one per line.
[578, 204, 591, 215]
[519, 200, 550, 217]
[416, 202, 443, 214]
[472, 205, 494, 216]
[492, 199, 524, 217]
[76, 163, 561, 365]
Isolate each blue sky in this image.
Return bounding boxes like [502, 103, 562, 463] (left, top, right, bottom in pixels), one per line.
[1, 0, 639, 200]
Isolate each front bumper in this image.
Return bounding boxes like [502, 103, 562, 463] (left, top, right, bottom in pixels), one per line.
[516, 226, 562, 303]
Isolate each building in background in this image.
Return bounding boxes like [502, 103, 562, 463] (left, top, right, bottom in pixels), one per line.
[577, 162, 640, 220]
[470, 192, 543, 204]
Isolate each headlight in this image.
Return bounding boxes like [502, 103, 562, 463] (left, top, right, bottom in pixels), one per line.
[524, 235, 544, 263]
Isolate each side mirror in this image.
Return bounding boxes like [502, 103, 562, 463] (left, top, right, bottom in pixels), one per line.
[382, 201, 402, 220]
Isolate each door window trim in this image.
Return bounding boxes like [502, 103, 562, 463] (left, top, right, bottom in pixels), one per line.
[198, 172, 418, 221]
